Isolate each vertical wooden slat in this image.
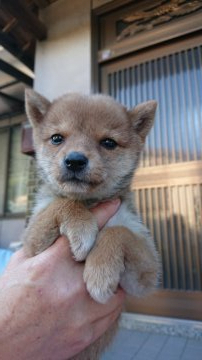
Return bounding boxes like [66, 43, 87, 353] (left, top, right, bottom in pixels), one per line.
[178, 52, 191, 162]
[125, 67, 131, 108]
[180, 185, 194, 290]
[143, 61, 150, 167]
[136, 63, 145, 167]
[161, 56, 169, 164]
[168, 186, 179, 289]
[141, 188, 147, 226]
[120, 69, 126, 105]
[191, 47, 202, 160]
[147, 188, 154, 237]
[113, 71, 117, 101]
[184, 50, 198, 161]
[166, 55, 178, 163]
[175, 186, 186, 289]
[121, 69, 125, 104]
[109, 72, 113, 97]
[154, 58, 163, 166]
[161, 187, 171, 288]
[137, 189, 143, 221]
[148, 61, 156, 167]
[191, 184, 202, 290]
[135, 189, 140, 216]
[196, 47, 202, 160]
[154, 188, 162, 262]
[131, 66, 136, 107]
[155, 188, 165, 287]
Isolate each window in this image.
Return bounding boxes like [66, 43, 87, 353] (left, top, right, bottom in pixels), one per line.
[0, 124, 30, 216]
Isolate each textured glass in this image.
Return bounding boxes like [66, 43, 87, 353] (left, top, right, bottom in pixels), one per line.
[108, 46, 202, 167]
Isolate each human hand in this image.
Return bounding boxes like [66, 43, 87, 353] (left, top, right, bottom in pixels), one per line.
[0, 199, 124, 360]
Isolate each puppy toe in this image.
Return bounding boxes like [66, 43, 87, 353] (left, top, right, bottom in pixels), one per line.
[71, 232, 96, 261]
[84, 263, 124, 303]
[60, 221, 98, 261]
[120, 264, 158, 297]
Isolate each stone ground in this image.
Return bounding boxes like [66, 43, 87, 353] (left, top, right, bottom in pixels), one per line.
[101, 328, 202, 360]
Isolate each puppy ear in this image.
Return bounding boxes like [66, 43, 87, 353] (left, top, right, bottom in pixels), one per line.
[128, 100, 157, 141]
[25, 89, 51, 126]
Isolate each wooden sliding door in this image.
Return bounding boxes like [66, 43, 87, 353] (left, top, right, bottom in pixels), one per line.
[100, 42, 202, 320]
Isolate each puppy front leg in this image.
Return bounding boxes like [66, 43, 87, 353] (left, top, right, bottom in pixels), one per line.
[23, 199, 98, 260]
[84, 226, 159, 303]
[59, 201, 98, 261]
[23, 210, 60, 257]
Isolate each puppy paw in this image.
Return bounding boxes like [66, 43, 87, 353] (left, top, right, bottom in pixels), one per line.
[60, 219, 98, 261]
[84, 261, 125, 303]
[120, 261, 159, 297]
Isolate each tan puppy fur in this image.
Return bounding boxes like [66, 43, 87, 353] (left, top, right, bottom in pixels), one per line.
[23, 90, 159, 360]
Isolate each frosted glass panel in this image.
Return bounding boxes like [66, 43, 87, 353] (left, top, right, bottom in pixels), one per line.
[107, 46, 202, 167]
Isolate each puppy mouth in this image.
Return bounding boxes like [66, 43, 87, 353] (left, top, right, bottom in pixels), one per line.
[67, 177, 92, 185]
[59, 173, 101, 187]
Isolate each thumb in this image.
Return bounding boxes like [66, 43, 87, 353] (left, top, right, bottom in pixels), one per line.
[91, 199, 121, 229]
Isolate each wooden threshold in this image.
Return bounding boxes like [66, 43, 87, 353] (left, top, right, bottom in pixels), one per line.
[125, 289, 202, 321]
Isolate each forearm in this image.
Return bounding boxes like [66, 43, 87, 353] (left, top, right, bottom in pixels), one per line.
[0, 200, 123, 360]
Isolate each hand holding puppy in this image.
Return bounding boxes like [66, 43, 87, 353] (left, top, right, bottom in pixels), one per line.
[0, 201, 124, 360]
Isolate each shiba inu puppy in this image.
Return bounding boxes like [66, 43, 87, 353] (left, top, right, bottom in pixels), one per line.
[23, 90, 159, 360]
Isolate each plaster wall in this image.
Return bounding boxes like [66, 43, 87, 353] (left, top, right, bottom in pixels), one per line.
[34, 0, 91, 100]
[0, 218, 26, 249]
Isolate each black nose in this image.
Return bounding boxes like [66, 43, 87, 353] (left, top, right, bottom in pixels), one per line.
[64, 152, 88, 172]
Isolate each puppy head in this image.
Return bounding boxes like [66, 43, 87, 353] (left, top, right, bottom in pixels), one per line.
[25, 90, 157, 200]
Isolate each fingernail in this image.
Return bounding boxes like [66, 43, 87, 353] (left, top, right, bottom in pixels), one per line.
[107, 198, 121, 208]
[110, 198, 121, 205]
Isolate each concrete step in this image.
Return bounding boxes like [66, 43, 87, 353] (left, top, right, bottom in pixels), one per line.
[119, 313, 202, 340]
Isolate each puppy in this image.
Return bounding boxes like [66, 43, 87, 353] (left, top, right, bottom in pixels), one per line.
[23, 90, 159, 360]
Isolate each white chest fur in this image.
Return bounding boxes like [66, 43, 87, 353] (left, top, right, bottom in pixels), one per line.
[33, 191, 56, 214]
[105, 202, 149, 238]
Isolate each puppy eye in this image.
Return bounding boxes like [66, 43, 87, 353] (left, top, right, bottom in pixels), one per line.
[100, 138, 117, 150]
[51, 134, 64, 145]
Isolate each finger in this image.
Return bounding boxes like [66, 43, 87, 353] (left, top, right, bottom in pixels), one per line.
[88, 287, 125, 323]
[91, 304, 122, 345]
[91, 199, 121, 229]
[32, 236, 72, 263]
[32, 236, 84, 273]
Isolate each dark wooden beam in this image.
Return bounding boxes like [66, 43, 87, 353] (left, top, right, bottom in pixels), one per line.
[1, 0, 47, 41]
[0, 91, 24, 120]
[0, 80, 19, 90]
[0, 91, 24, 106]
[33, 0, 50, 9]
[0, 59, 33, 86]
[0, 32, 34, 70]
[0, 109, 24, 120]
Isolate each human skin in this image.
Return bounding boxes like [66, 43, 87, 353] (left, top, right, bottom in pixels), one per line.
[0, 199, 125, 360]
